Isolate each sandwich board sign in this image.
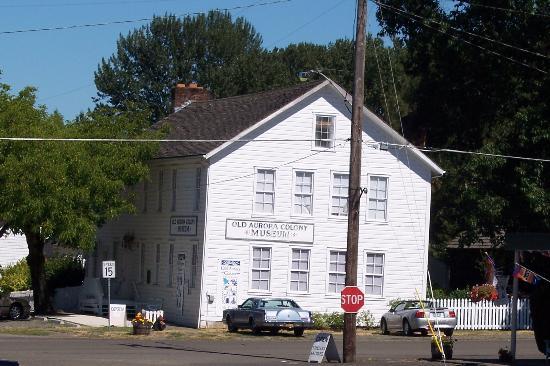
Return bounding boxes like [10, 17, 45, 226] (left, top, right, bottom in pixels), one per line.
[109, 304, 126, 327]
[308, 332, 341, 363]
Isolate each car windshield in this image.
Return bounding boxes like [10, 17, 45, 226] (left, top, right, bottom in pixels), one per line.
[404, 301, 433, 309]
[258, 299, 299, 309]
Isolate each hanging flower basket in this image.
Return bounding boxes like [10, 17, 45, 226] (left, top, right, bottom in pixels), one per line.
[470, 284, 498, 302]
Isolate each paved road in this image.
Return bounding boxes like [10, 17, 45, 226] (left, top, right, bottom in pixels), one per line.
[0, 332, 545, 365]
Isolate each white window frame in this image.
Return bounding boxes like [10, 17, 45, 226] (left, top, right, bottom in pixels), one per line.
[154, 243, 160, 285]
[193, 167, 201, 212]
[253, 168, 276, 215]
[167, 242, 174, 287]
[326, 249, 346, 295]
[330, 172, 349, 217]
[292, 170, 314, 217]
[364, 251, 385, 297]
[312, 114, 336, 150]
[367, 175, 389, 222]
[157, 170, 164, 212]
[171, 169, 177, 212]
[250, 245, 272, 293]
[288, 247, 310, 294]
[191, 241, 198, 289]
[142, 180, 148, 213]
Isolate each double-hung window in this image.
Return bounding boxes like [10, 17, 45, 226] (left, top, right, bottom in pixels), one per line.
[254, 169, 275, 214]
[171, 169, 177, 212]
[143, 180, 148, 213]
[328, 250, 346, 293]
[293, 171, 313, 215]
[290, 249, 310, 292]
[368, 176, 388, 221]
[157, 170, 164, 212]
[331, 173, 349, 216]
[314, 115, 335, 148]
[365, 253, 384, 296]
[251, 247, 271, 291]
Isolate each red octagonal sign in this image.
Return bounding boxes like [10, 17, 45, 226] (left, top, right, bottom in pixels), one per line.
[341, 286, 365, 313]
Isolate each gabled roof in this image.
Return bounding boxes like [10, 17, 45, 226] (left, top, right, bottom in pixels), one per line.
[152, 78, 444, 177]
[152, 80, 325, 158]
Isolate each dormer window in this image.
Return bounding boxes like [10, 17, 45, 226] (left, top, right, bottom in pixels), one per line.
[314, 115, 334, 149]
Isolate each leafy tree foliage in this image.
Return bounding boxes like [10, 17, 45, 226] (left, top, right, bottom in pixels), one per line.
[0, 83, 158, 313]
[95, 11, 292, 122]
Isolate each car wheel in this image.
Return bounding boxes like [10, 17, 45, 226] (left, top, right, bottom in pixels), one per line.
[293, 328, 304, 337]
[403, 320, 413, 336]
[380, 319, 389, 335]
[9, 303, 23, 321]
[269, 328, 280, 335]
[444, 329, 454, 337]
[226, 316, 238, 332]
[250, 318, 261, 335]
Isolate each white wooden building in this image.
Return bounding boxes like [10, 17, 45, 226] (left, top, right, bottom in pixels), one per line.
[94, 79, 444, 327]
[0, 233, 28, 268]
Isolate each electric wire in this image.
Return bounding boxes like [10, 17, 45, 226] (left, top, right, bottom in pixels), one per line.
[370, 31, 394, 128]
[452, 0, 550, 18]
[0, 0, 292, 35]
[374, 0, 550, 61]
[371, 0, 548, 74]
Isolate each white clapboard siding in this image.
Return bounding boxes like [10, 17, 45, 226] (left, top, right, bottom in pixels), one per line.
[0, 234, 28, 268]
[431, 298, 531, 330]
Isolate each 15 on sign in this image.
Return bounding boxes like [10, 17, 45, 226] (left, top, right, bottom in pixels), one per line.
[102, 261, 116, 279]
[341, 286, 364, 313]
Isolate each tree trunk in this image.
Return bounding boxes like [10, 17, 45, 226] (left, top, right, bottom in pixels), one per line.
[25, 230, 51, 314]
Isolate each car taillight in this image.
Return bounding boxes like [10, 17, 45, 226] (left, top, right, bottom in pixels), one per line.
[415, 310, 425, 318]
[449, 310, 456, 318]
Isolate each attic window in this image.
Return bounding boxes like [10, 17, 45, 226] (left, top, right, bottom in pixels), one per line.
[314, 115, 335, 149]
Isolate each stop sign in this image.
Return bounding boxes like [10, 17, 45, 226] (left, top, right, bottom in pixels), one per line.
[341, 286, 365, 313]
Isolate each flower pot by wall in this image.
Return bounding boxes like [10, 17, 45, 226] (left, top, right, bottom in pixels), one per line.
[132, 324, 151, 335]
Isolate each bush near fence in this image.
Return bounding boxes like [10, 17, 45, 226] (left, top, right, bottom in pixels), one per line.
[430, 298, 531, 330]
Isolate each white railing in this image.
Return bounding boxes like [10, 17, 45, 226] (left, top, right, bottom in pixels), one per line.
[142, 309, 164, 324]
[430, 298, 531, 330]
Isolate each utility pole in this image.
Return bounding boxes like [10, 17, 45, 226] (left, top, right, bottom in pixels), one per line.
[343, 0, 366, 363]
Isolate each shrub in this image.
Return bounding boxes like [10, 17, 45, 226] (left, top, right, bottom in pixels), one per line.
[0, 259, 31, 293]
[311, 310, 376, 330]
[45, 255, 85, 293]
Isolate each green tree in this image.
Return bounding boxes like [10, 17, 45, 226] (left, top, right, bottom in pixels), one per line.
[95, 11, 292, 123]
[376, 0, 549, 352]
[0, 83, 158, 313]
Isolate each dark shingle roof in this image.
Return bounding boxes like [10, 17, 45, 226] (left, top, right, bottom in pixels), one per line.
[152, 80, 325, 159]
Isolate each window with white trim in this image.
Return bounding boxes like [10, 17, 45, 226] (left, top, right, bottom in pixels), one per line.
[368, 176, 388, 221]
[143, 180, 148, 213]
[168, 243, 174, 286]
[154, 244, 160, 285]
[328, 250, 346, 293]
[251, 247, 271, 291]
[293, 171, 313, 215]
[314, 115, 334, 148]
[290, 249, 310, 292]
[157, 170, 164, 212]
[194, 167, 201, 211]
[254, 169, 275, 214]
[365, 252, 384, 295]
[171, 169, 177, 212]
[331, 173, 349, 216]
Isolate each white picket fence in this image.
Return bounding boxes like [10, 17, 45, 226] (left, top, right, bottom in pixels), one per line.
[430, 298, 531, 330]
[142, 309, 164, 324]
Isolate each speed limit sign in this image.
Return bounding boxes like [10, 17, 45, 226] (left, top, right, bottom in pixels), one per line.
[102, 261, 116, 278]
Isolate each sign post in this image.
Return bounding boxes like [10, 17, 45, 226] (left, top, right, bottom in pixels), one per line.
[102, 261, 116, 327]
[341, 286, 365, 313]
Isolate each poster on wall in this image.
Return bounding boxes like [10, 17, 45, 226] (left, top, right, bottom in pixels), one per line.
[176, 252, 186, 315]
[217, 259, 241, 315]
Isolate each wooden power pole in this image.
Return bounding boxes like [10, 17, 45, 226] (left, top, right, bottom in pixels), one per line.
[343, 0, 366, 363]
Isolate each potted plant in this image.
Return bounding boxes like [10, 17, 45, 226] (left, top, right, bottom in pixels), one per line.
[431, 335, 454, 360]
[470, 284, 498, 302]
[131, 312, 153, 335]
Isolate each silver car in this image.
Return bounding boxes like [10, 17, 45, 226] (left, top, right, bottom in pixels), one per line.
[0, 293, 31, 320]
[222, 297, 313, 336]
[380, 300, 457, 336]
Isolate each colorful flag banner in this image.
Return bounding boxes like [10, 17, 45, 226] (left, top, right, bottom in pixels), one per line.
[484, 252, 498, 286]
[513, 263, 539, 284]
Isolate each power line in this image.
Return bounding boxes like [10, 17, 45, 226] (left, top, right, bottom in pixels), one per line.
[0, 0, 179, 8]
[0, 136, 547, 163]
[374, 0, 550, 62]
[371, 0, 547, 74]
[0, 0, 292, 35]
[452, 0, 550, 18]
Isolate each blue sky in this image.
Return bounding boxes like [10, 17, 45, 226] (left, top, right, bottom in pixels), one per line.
[0, 0, 382, 120]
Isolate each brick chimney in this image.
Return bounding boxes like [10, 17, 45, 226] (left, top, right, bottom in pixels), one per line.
[171, 82, 211, 112]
